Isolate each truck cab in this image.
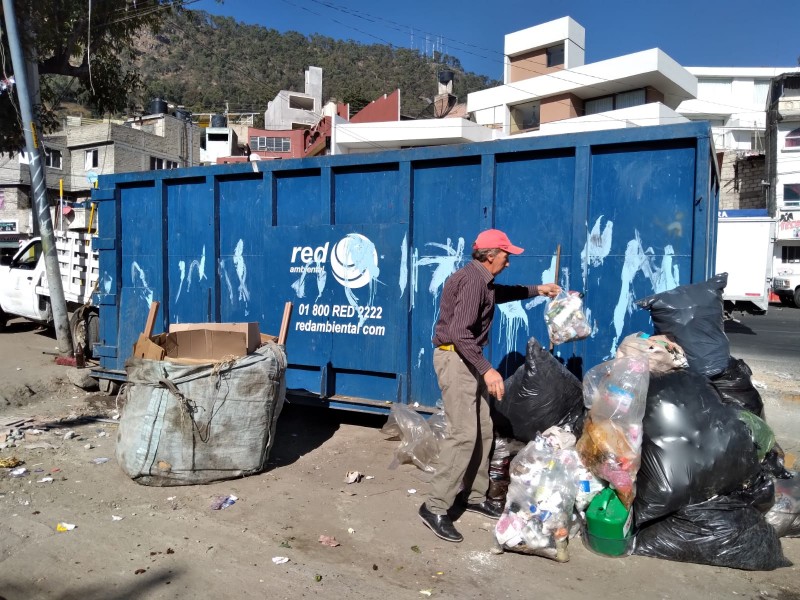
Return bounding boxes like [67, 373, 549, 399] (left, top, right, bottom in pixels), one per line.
[0, 239, 52, 326]
[772, 266, 800, 308]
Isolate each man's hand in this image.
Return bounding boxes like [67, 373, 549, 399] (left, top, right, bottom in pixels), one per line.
[483, 368, 504, 401]
[538, 283, 561, 298]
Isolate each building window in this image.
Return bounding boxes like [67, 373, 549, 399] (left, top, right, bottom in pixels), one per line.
[288, 95, 314, 111]
[85, 149, 98, 170]
[785, 127, 800, 149]
[753, 80, 770, 107]
[585, 89, 646, 115]
[546, 44, 564, 68]
[150, 157, 178, 170]
[751, 131, 765, 152]
[44, 148, 62, 169]
[249, 136, 291, 152]
[782, 245, 800, 263]
[697, 78, 733, 100]
[510, 100, 540, 134]
[784, 183, 800, 207]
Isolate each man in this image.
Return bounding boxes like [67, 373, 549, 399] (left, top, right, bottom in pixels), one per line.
[419, 228, 561, 542]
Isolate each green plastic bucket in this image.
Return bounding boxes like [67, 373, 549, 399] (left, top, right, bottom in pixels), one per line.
[585, 488, 633, 557]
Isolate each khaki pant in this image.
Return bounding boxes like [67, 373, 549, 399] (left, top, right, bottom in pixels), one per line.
[426, 348, 493, 515]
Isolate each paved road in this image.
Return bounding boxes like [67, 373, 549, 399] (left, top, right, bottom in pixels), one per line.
[726, 303, 800, 366]
[725, 303, 800, 457]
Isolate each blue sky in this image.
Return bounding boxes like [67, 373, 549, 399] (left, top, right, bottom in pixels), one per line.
[192, 0, 800, 78]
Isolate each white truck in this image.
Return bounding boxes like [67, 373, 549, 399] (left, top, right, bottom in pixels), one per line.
[0, 230, 100, 355]
[715, 209, 775, 314]
[772, 267, 800, 308]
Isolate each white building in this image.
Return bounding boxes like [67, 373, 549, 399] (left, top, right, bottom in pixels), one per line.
[676, 68, 800, 212]
[467, 17, 696, 137]
[766, 73, 800, 270]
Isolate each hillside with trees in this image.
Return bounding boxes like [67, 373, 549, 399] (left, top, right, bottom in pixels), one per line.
[132, 10, 499, 121]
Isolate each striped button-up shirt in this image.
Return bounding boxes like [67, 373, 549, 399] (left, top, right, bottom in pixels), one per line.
[432, 260, 538, 375]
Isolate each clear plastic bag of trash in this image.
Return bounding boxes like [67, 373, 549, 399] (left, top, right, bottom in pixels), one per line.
[577, 357, 649, 509]
[765, 472, 800, 538]
[544, 291, 592, 345]
[615, 332, 688, 373]
[381, 403, 443, 473]
[495, 435, 581, 562]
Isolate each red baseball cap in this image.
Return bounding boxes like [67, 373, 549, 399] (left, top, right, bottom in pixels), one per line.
[473, 229, 524, 255]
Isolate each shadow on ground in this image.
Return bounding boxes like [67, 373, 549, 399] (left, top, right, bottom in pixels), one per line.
[266, 402, 387, 470]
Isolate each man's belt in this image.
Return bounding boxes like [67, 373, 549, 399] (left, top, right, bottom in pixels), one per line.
[437, 344, 455, 351]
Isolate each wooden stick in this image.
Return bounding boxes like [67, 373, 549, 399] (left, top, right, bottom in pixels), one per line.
[143, 301, 160, 337]
[278, 301, 293, 346]
[549, 245, 561, 353]
[553, 244, 561, 285]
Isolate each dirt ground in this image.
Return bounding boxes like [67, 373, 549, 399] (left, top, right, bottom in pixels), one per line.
[0, 319, 799, 600]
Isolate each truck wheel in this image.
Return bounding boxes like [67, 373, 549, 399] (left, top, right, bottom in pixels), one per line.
[779, 295, 794, 307]
[0, 307, 6, 330]
[795, 288, 800, 309]
[70, 307, 100, 359]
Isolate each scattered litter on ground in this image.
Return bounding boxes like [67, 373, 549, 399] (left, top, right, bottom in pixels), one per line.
[56, 522, 76, 532]
[272, 556, 289, 565]
[91, 457, 109, 465]
[407, 489, 416, 494]
[112, 515, 124, 521]
[365, 475, 375, 480]
[63, 431, 77, 440]
[344, 470, 363, 484]
[314, 575, 322, 582]
[9, 467, 27, 477]
[84, 443, 94, 450]
[210, 495, 237, 510]
[419, 590, 432, 597]
[347, 527, 355, 535]
[0, 457, 23, 468]
[319, 535, 340, 547]
[411, 545, 421, 554]
[37, 477, 53, 483]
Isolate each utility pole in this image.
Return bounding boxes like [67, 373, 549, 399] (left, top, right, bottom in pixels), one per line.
[2, 0, 74, 356]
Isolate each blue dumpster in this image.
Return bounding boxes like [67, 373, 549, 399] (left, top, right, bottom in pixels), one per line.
[91, 121, 718, 413]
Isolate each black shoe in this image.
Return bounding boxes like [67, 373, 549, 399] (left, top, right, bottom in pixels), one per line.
[462, 499, 504, 520]
[419, 503, 463, 542]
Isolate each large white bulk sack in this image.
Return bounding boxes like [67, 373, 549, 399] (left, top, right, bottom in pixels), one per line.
[116, 341, 286, 486]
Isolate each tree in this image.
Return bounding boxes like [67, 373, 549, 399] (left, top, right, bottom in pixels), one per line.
[0, 0, 185, 154]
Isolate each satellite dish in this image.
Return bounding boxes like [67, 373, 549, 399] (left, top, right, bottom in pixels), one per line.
[86, 170, 99, 186]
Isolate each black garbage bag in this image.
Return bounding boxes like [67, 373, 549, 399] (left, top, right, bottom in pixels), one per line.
[635, 369, 761, 526]
[633, 494, 791, 571]
[729, 469, 775, 514]
[763, 442, 793, 480]
[491, 337, 584, 442]
[636, 273, 729, 377]
[710, 357, 764, 416]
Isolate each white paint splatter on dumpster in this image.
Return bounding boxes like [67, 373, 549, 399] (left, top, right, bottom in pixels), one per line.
[497, 301, 529, 355]
[610, 233, 679, 356]
[130, 262, 153, 307]
[581, 216, 613, 286]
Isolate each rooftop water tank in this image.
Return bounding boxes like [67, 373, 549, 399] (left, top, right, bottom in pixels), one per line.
[149, 98, 168, 115]
[210, 114, 227, 128]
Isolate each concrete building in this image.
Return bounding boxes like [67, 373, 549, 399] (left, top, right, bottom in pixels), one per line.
[766, 73, 800, 269]
[263, 66, 323, 131]
[0, 111, 201, 251]
[677, 67, 800, 211]
[467, 17, 696, 138]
